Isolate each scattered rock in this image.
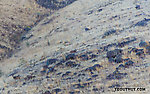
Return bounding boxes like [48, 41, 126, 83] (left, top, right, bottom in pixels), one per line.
[135, 5, 140, 10]
[102, 43, 117, 51]
[65, 77, 72, 80]
[129, 47, 145, 58]
[52, 88, 61, 93]
[92, 88, 99, 91]
[146, 46, 150, 54]
[106, 71, 127, 80]
[129, 47, 138, 53]
[47, 66, 56, 73]
[62, 71, 71, 77]
[70, 50, 77, 53]
[85, 64, 102, 71]
[124, 60, 135, 68]
[12, 75, 21, 80]
[78, 54, 89, 61]
[97, 9, 103, 12]
[46, 59, 58, 65]
[69, 91, 75, 94]
[107, 49, 123, 63]
[116, 64, 125, 71]
[73, 72, 77, 75]
[24, 75, 35, 80]
[139, 41, 149, 47]
[86, 78, 92, 81]
[88, 10, 93, 15]
[85, 27, 91, 31]
[123, 58, 130, 62]
[24, 26, 32, 32]
[89, 54, 98, 59]
[102, 30, 116, 38]
[135, 18, 150, 26]
[117, 38, 136, 47]
[78, 73, 85, 77]
[43, 91, 51, 94]
[55, 62, 64, 67]
[21, 33, 33, 41]
[111, 15, 118, 19]
[73, 82, 91, 89]
[78, 79, 82, 82]
[93, 64, 102, 69]
[40, 67, 47, 74]
[115, 55, 123, 63]
[66, 61, 78, 68]
[66, 53, 76, 60]
[92, 59, 98, 62]
[136, 50, 145, 57]
[57, 72, 62, 75]
[92, 74, 98, 78]
[108, 84, 120, 88]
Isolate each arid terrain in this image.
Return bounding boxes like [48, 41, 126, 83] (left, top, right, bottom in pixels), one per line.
[0, 0, 150, 94]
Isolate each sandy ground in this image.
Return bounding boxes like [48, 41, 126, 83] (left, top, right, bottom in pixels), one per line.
[0, 0, 150, 94]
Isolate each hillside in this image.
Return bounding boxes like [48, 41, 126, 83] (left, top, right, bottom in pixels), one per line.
[0, 0, 51, 61]
[0, 0, 150, 94]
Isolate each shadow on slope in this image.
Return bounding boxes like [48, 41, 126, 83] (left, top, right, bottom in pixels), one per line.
[36, 0, 77, 10]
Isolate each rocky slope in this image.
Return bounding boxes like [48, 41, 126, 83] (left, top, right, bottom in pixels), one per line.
[0, 0, 150, 94]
